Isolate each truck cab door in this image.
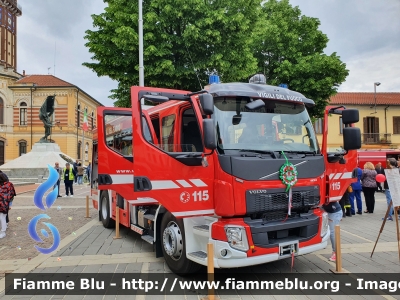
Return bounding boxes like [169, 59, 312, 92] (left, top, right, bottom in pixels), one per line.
[96, 107, 134, 200]
[130, 87, 215, 218]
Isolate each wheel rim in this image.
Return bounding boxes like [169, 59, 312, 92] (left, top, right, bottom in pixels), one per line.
[162, 221, 183, 261]
[101, 196, 108, 220]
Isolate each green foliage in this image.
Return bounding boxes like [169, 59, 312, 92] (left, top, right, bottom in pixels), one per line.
[252, 0, 348, 118]
[84, 0, 261, 107]
[83, 0, 348, 117]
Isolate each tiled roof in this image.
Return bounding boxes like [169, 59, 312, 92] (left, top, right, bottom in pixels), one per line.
[329, 92, 400, 106]
[15, 75, 74, 87]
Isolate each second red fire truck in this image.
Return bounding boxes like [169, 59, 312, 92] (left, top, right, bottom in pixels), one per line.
[90, 75, 361, 274]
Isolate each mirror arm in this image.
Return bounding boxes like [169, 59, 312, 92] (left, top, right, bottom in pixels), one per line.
[203, 149, 214, 157]
[187, 90, 208, 97]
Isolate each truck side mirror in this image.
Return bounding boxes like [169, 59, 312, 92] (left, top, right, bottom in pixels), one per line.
[203, 119, 216, 150]
[342, 109, 359, 124]
[199, 94, 214, 115]
[343, 127, 361, 150]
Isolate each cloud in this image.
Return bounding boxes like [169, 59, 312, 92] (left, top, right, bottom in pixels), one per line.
[338, 48, 400, 92]
[17, 0, 117, 106]
[14, 0, 400, 109]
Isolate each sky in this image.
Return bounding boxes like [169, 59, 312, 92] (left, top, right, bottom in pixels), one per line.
[16, 0, 400, 107]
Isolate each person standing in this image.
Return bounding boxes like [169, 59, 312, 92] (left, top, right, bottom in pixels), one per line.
[63, 163, 76, 197]
[0, 173, 16, 238]
[375, 162, 385, 193]
[382, 158, 398, 221]
[77, 163, 84, 185]
[86, 162, 91, 186]
[0, 170, 10, 226]
[349, 167, 363, 215]
[53, 162, 62, 198]
[361, 162, 377, 214]
[73, 159, 79, 185]
[322, 200, 343, 262]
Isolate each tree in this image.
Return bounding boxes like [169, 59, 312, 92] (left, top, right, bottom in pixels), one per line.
[83, 0, 261, 107]
[252, 0, 348, 118]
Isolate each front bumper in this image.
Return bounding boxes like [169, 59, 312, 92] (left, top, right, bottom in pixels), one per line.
[190, 231, 329, 269]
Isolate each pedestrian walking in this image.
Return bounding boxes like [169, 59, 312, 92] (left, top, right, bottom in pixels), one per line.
[375, 162, 385, 193]
[63, 163, 76, 197]
[349, 166, 363, 215]
[77, 163, 84, 185]
[382, 158, 398, 221]
[322, 200, 342, 262]
[361, 162, 377, 213]
[53, 162, 62, 198]
[0, 173, 16, 238]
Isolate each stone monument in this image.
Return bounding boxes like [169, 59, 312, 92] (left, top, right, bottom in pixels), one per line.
[38, 95, 55, 143]
[0, 95, 78, 182]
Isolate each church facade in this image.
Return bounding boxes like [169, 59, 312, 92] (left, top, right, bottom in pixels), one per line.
[0, 0, 102, 166]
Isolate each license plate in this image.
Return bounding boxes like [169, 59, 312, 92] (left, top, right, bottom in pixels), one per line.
[279, 241, 299, 256]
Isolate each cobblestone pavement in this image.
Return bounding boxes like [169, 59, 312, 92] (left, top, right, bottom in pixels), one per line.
[0, 184, 95, 266]
[1, 191, 400, 299]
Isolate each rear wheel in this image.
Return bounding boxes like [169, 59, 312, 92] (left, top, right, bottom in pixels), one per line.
[101, 191, 115, 228]
[161, 212, 201, 274]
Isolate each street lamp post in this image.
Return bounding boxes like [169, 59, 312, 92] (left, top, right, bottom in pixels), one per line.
[373, 82, 381, 113]
[139, 0, 144, 105]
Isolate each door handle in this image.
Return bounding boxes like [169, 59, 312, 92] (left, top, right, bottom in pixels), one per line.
[98, 174, 113, 185]
[134, 176, 152, 191]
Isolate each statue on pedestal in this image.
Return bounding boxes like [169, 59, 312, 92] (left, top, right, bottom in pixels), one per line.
[39, 95, 55, 143]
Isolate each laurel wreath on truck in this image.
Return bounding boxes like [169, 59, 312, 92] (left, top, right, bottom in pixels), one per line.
[279, 151, 298, 216]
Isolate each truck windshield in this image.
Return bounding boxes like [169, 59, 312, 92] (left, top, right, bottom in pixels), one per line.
[213, 97, 319, 154]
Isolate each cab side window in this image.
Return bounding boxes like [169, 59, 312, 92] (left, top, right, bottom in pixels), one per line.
[142, 116, 154, 144]
[104, 114, 133, 156]
[181, 108, 202, 152]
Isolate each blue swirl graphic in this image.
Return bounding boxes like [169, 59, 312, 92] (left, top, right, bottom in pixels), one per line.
[29, 165, 61, 254]
[28, 214, 60, 254]
[34, 164, 59, 210]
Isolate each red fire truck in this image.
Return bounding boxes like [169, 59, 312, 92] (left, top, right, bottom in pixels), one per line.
[90, 75, 361, 274]
[357, 150, 400, 168]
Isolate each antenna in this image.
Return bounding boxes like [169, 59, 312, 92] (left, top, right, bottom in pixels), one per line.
[47, 67, 51, 74]
[184, 43, 202, 90]
[54, 41, 56, 76]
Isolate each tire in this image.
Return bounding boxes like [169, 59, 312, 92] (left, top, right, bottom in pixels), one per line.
[100, 191, 115, 228]
[160, 212, 202, 275]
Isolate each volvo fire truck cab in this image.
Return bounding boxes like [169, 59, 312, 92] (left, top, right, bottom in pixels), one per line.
[91, 76, 361, 274]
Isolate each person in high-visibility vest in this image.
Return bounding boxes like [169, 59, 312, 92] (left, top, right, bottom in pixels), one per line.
[63, 163, 77, 197]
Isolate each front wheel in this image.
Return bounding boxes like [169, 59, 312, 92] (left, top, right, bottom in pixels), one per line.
[100, 191, 115, 228]
[161, 212, 201, 274]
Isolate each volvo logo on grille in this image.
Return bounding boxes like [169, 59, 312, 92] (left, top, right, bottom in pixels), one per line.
[249, 190, 268, 194]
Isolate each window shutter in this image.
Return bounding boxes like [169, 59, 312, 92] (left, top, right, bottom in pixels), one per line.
[363, 117, 367, 133]
[394, 117, 400, 134]
[374, 117, 379, 134]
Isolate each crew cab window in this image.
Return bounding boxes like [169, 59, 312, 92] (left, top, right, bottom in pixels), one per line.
[104, 114, 133, 156]
[161, 114, 175, 152]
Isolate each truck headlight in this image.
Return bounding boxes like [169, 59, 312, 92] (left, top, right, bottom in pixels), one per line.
[321, 212, 328, 237]
[225, 226, 249, 252]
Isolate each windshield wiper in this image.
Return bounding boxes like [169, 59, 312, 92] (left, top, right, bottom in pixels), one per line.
[238, 150, 279, 158]
[282, 150, 318, 155]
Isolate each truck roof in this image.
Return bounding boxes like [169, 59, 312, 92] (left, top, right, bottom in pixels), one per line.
[206, 82, 315, 106]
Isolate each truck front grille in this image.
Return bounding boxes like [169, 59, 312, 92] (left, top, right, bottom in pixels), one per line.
[246, 186, 320, 218]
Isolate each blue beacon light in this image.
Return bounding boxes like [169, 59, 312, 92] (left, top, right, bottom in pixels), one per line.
[209, 75, 220, 84]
